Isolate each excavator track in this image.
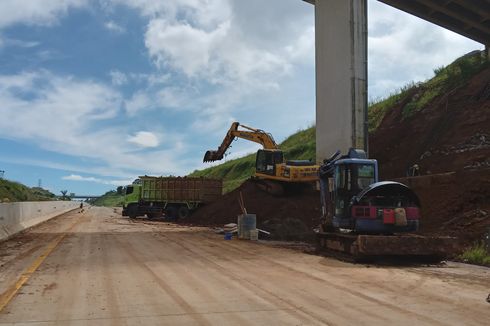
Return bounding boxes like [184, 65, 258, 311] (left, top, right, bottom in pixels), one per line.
[316, 231, 457, 263]
[250, 178, 285, 196]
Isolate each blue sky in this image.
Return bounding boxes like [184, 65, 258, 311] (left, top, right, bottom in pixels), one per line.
[0, 0, 483, 196]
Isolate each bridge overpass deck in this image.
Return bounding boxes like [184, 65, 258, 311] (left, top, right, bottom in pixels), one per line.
[305, 0, 490, 46]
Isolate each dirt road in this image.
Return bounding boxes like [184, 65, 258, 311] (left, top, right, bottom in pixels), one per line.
[0, 207, 488, 325]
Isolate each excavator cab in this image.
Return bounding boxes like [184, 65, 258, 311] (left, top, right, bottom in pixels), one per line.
[332, 159, 378, 228]
[255, 149, 284, 176]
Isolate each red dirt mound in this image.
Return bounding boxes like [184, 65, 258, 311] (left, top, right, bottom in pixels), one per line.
[187, 180, 321, 239]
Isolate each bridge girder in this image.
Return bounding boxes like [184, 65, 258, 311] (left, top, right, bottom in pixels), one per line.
[304, 0, 490, 46]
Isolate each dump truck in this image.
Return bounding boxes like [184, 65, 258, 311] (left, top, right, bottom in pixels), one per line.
[203, 122, 319, 194]
[316, 148, 456, 260]
[122, 176, 222, 219]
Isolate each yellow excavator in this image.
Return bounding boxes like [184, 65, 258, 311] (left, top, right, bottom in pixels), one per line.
[203, 122, 319, 193]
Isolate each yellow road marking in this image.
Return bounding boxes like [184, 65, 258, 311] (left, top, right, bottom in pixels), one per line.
[0, 217, 82, 313]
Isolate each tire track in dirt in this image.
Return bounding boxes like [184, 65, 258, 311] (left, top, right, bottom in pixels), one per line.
[174, 232, 447, 325]
[122, 232, 253, 326]
[100, 233, 124, 326]
[208, 234, 488, 321]
[171, 233, 398, 324]
[112, 234, 214, 326]
[157, 232, 340, 326]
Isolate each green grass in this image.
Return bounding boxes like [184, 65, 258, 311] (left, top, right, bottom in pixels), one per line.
[369, 50, 489, 128]
[368, 82, 417, 132]
[0, 179, 56, 202]
[459, 242, 490, 266]
[90, 190, 125, 207]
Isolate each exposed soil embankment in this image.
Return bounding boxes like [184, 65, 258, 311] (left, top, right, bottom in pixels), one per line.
[394, 169, 490, 247]
[370, 67, 490, 179]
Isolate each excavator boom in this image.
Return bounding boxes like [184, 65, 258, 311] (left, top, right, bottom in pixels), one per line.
[203, 122, 278, 162]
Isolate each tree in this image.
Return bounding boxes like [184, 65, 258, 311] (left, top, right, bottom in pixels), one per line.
[60, 190, 68, 200]
[116, 186, 124, 195]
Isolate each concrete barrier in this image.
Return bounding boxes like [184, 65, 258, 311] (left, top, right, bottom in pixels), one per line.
[0, 201, 80, 241]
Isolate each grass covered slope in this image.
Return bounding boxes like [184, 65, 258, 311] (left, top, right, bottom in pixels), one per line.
[368, 50, 489, 132]
[0, 179, 56, 202]
[90, 190, 125, 207]
[189, 127, 316, 193]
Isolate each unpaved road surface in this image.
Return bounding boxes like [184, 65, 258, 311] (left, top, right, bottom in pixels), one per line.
[0, 207, 489, 325]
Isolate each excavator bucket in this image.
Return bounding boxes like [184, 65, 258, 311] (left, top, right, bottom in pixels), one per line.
[203, 150, 223, 162]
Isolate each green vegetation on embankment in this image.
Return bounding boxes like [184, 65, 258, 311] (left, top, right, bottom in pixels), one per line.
[369, 50, 489, 131]
[0, 179, 56, 202]
[90, 189, 125, 207]
[190, 50, 489, 193]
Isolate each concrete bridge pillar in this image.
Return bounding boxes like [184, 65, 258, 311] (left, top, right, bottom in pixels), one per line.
[314, 0, 368, 161]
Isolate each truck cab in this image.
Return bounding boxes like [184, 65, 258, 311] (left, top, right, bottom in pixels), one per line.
[121, 184, 142, 218]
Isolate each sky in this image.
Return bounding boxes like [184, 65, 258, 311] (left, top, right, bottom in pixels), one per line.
[0, 0, 483, 196]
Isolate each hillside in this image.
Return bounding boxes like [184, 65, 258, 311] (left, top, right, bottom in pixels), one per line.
[370, 50, 489, 178]
[0, 179, 56, 202]
[90, 190, 125, 207]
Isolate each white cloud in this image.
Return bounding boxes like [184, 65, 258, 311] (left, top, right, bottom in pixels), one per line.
[124, 90, 152, 115]
[1, 38, 40, 48]
[157, 86, 192, 109]
[123, 0, 315, 136]
[145, 19, 230, 77]
[127, 131, 159, 148]
[63, 174, 99, 182]
[0, 70, 186, 177]
[105, 20, 125, 33]
[62, 174, 133, 186]
[109, 70, 128, 85]
[368, 1, 483, 99]
[0, 0, 88, 28]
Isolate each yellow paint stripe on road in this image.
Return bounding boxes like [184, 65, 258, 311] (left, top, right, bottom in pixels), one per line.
[0, 217, 82, 313]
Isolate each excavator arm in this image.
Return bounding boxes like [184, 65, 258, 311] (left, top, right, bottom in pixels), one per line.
[203, 122, 278, 162]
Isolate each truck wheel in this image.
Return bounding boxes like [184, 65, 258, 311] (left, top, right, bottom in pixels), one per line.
[147, 211, 163, 219]
[166, 206, 178, 219]
[178, 206, 190, 219]
[127, 204, 138, 219]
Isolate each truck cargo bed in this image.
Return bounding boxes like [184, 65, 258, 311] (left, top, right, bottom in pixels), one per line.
[140, 176, 222, 204]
